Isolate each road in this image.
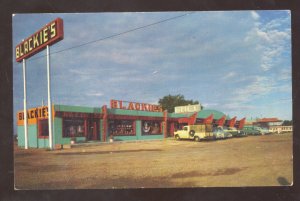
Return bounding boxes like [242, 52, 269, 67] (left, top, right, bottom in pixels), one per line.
[14, 133, 293, 189]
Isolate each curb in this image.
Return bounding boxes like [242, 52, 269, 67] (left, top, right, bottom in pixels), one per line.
[71, 137, 175, 148]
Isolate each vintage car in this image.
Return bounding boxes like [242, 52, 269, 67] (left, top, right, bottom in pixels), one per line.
[213, 127, 225, 139]
[224, 127, 247, 137]
[255, 127, 271, 135]
[174, 124, 214, 141]
[214, 126, 233, 139]
[242, 126, 262, 135]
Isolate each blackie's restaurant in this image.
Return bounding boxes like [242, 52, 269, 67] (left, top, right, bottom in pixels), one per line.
[17, 99, 245, 148]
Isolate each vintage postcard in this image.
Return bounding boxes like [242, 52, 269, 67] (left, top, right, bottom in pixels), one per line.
[13, 11, 292, 189]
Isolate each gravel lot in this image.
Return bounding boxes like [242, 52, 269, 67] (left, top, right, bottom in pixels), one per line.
[14, 133, 293, 189]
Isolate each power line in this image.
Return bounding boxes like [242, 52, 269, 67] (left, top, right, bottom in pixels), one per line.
[24, 12, 194, 62]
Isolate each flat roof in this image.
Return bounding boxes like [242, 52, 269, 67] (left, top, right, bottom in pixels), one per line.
[256, 118, 282, 123]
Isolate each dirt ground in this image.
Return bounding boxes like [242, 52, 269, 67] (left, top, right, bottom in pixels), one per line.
[14, 133, 293, 189]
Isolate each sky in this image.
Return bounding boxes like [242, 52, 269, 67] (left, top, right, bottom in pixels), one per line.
[12, 11, 292, 133]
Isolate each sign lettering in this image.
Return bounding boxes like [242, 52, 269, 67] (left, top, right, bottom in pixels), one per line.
[110, 99, 163, 112]
[15, 18, 64, 62]
[17, 106, 48, 121]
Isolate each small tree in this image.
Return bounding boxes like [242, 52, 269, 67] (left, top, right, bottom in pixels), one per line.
[282, 120, 293, 126]
[158, 94, 201, 113]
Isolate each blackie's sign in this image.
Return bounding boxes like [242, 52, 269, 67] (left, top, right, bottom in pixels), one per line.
[110, 99, 163, 112]
[18, 106, 48, 121]
[15, 18, 64, 62]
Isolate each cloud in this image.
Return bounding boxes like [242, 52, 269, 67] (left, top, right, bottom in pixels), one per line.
[234, 76, 274, 100]
[69, 69, 93, 75]
[222, 103, 256, 111]
[77, 45, 163, 66]
[12, 11, 292, 130]
[222, 71, 237, 80]
[275, 84, 292, 93]
[244, 15, 290, 72]
[251, 11, 260, 20]
[260, 47, 283, 71]
[202, 102, 219, 108]
[278, 68, 291, 81]
[86, 92, 104, 97]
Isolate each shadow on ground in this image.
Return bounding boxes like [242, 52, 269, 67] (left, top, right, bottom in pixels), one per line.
[54, 149, 162, 155]
[277, 176, 292, 186]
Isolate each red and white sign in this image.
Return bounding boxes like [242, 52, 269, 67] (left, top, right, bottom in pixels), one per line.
[15, 18, 64, 62]
[110, 99, 163, 112]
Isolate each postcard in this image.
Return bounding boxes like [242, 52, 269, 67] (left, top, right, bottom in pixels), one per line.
[13, 11, 292, 189]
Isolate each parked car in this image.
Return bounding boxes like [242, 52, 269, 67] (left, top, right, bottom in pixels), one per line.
[213, 127, 225, 139]
[255, 127, 271, 135]
[224, 130, 233, 138]
[242, 126, 262, 135]
[214, 126, 233, 139]
[174, 124, 214, 141]
[225, 127, 247, 137]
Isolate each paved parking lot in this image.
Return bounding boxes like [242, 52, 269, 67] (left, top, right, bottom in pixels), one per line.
[14, 133, 293, 189]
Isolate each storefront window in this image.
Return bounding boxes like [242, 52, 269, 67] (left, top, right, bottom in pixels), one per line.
[39, 119, 49, 137]
[63, 118, 85, 137]
[142, 121, 161, 135]
[109, 120, 135, 136]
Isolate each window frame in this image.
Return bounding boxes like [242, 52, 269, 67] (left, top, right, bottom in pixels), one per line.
[141, 120, 162, 135]
[109, 119, 136, 136]
[62, 117, 86, 138]
[38, 118, 49, 138]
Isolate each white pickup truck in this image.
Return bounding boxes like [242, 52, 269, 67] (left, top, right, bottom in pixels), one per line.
[174, 124, 214, 141]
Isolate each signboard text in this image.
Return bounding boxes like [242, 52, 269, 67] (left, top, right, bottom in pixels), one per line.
[15, 18, 64, 62]
[110, 99, 163, 112]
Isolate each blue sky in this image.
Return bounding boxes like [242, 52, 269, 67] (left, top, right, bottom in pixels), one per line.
[13, 11, 292, 132]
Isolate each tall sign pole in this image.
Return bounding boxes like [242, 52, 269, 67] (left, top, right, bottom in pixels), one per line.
[46, 45, 53, 150]
[15, 18, 63, 150]
[22, 59, 28, 149]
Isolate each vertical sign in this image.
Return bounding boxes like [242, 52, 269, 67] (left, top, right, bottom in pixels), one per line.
[16, 18, 64, 149]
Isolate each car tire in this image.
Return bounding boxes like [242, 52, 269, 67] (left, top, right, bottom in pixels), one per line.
[189, 130, 195, 137]
[194, 136, 200, 142]
[175, 135, 180, 140]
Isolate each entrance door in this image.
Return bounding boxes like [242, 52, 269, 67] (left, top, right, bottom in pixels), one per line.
[167, 122, 175, 137]
[87, 119, 99, 141]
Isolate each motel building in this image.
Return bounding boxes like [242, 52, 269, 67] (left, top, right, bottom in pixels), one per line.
[253, 118, 293, 134]
[16, 100, 245, 149]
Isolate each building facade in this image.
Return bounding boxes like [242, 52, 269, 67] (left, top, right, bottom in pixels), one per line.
[249, 117, 293, 133]
[17, 102, 244, 149]
[269, 126, 293, 133]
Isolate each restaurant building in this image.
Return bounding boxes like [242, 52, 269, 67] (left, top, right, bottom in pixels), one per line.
[17, 100, 244, 148]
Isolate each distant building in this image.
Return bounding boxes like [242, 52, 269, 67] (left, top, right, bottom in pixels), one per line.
[245, 119, 257, 126]
[269, 125, 293, 134]
[253, 118, 283, 129]
[252, 118, 293, 134]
